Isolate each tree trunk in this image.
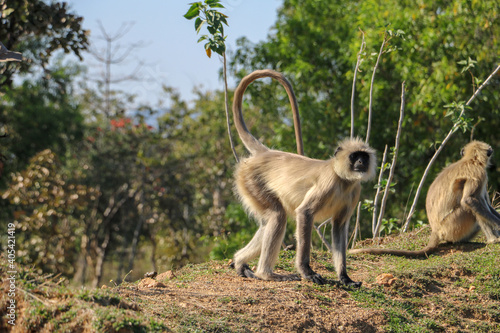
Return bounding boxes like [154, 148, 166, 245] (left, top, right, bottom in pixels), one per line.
[92, 229, 110, 288]
[73, 234, 89, 285]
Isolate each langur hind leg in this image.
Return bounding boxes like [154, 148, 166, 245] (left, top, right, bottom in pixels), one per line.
[256, 209, 300, 281]
[233, 226, 265, 278]
[439, 209, 477, 243]
[332, 220, 361, 288]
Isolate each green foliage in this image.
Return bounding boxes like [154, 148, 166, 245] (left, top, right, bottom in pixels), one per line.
[378, 217, 401, 235]
[209, 203, 256, 260]
[184, 0, 228, 57]
[0, 0, 88, 88]
[1, 59, 85, 171]
[458, 57, 478, 74]
[73, 113, 201, 282]
[2, 149, 94, 276]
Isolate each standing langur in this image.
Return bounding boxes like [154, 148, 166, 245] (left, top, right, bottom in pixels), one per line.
[350, 141, 500, 257]
[231, 69, 376, 286]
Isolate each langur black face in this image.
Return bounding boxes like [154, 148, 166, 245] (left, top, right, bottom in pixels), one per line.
[349, 151, 370, 173]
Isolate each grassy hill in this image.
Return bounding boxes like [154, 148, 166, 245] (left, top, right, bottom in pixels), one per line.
[1, 226, 500, 332]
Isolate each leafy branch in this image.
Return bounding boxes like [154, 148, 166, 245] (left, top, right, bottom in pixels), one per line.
[184, 0, 228, 58]
[184, 0, 238, 162]
[458, 57, 479, 93]
[444, 101, 473, 133]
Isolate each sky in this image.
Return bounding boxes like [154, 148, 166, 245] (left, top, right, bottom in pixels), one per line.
[67, 0, 282, 106]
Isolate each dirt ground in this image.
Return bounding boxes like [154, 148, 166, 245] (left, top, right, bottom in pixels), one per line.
[117, 262, 387, 333]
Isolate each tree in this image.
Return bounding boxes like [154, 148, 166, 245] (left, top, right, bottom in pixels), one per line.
[1, 59, 85, 172]
[0, 0, 88, 88]
[70, 113, 198, 286]
[86, 21, 143, 119]
[2, 149, 94, 276]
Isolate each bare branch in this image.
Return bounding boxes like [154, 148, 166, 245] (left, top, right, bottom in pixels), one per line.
[314, 224, 332, 252]
[374, 82, 405, 237]
[0, 41, 22, 62]
[464, 64, 500, 106]
[87, 21, 146, 118]
[96, 20, 135, 42]
[371, 144, 388, 235]
[317, 218, 332, 230]
[222, 50, 239, 162]
[351, 29, 365, 138]
[350, 202, 362, 249]
[109, 41, 144, 64]
[313, 218, 332, 251]
[366, 31, 388, 142]
[107, 62, 144, 83]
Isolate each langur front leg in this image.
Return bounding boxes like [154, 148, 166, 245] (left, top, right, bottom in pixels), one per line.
[295, 207, 325, 284]
[331, 220, 361, 287]
[486, 205, 500, 240]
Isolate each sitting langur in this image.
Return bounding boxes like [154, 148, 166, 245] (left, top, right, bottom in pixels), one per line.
[231, 69, 376, 286]
[350, 141, 500, 257]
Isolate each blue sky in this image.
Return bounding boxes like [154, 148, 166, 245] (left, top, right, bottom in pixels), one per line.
[67, 0, 282, 106]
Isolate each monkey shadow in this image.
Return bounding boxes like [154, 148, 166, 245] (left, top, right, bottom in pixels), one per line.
[320, 279, 363, 290]
[433, 241, 487, 256]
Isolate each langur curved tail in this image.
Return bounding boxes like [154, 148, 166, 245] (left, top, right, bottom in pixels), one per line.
[232, 69, 303, 155]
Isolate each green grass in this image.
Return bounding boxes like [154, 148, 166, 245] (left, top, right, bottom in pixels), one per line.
[347, 230, 500, 332]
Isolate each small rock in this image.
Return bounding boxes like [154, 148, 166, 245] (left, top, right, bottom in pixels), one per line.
[138, 277, 166, 289]
[376, 273, 397, 286]
[156, 270, 176, 281]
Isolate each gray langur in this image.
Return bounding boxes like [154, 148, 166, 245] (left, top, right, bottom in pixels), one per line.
[231, 69, 376, 286]
[350, 141, 500, 257]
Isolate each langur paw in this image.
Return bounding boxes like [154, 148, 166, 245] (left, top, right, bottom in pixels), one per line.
[304, 273, 326, 285]
[340, 276, 362, 288]
[258, 273, 300, 282]
[345, 281, 362, 288]
[235, 264, 259, 279]
[487, 237, 500, 244]
[272, 273, 301, 282]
